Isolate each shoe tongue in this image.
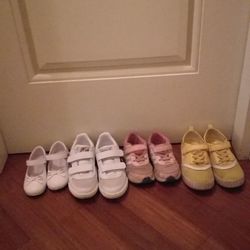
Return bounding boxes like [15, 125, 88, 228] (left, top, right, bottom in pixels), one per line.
[128, 144, 145, 155]
[134, 149, 145, 155]
[74, 144, 90, 153]
[211, 140, 225, 145]
[186, 142, 205, 147]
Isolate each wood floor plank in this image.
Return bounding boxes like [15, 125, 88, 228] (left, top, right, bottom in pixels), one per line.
[125, 185, 210, 249]
[84, 196, 175, 249]
[0, 145, 249, 249]
[0, 207, 29, 250]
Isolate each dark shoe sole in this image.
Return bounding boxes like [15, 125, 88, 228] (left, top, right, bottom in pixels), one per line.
[164, 176, 178, 183]
[141, 177, 155, 184]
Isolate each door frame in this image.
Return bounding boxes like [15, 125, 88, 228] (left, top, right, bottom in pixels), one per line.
[232, 21, 250, 160]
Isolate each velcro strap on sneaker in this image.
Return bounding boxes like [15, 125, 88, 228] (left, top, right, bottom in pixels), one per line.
[46, 152, 68, 161]
[124, 144, 147, 154]
[101, 162, 126, 172]
[96, 149, 124, 161]
[182, 144, 208, 155]
[208, 141, 231, 152]
[26, 158, 46, 167]
[68, 164, 93, 175]
[67, 151, 94, 163]
[152, 144, 172, 153]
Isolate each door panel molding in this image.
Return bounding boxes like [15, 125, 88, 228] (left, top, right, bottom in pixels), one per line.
[1, 0, 250, 153]
[10, 0, 203, 84]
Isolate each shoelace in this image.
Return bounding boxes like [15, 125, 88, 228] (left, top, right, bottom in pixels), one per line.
[131, 151, 147, 164]
[26, 175, 43, 184]
[155, 150, 175, 164]
[215, 149, 234, 164]
[192, 150, 209, 165]
[47, 168, 66, 180]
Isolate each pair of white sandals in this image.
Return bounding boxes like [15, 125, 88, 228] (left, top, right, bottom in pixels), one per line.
[24, 132, 128, 199]
[24, 141, 68, 196]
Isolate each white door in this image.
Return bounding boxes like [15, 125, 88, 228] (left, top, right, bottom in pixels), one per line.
[0, 0, 250, 155]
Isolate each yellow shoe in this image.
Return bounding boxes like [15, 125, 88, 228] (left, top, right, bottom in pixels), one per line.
[181, 126, 214, 190]
[204, 125, 245, 188]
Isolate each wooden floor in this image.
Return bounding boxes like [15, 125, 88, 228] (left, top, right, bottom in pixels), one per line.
[0, 145, 250, 250]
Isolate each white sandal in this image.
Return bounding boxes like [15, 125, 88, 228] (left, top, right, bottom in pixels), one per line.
[24, 146, 47, 196]
[46, 141, 69, 191]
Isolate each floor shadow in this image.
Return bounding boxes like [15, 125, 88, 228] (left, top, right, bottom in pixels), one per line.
[218, 183, 246, 193]
[73, 191, 100, 205]
[130, 181, 156, 189]
[26, 190, 48, 199]
[48, 185, 68, 193]
[104, 193, 128, 204]
[157, 177, 182, 187]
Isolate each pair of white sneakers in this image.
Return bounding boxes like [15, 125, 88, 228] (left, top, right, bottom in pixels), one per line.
[24, 132, 128, 199]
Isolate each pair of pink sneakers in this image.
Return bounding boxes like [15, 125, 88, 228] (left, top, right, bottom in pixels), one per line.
[124, 132, 181, 184]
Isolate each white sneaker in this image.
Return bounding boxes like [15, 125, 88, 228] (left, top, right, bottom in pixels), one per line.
[96, 132, 128, 199]
[46, 141, 69, 190]
[24, 146, 47, 196]
[67, 133, 98, 199]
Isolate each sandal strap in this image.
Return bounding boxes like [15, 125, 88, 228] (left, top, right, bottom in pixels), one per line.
[182, 144, 208, 155]
[96, 149, 124, 161]
[67, 151, 94, 163]
[101, 162, 126, 172]
[46, 152, 68, 161]
[124, 144, 147, 154]
[208, 141, 231, 152]
[26, 158, 46, 167]
[68, 164, 93, 175]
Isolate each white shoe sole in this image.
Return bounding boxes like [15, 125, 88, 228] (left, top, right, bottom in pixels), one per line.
[99, 178, 128, 199]
[68, 183, 98, 199]
[215, 176, 245, 188]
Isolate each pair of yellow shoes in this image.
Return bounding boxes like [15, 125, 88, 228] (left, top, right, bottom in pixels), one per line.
[181, 125, 245, 190]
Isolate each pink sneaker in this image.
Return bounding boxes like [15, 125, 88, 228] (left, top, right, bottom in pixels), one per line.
[148, 132, 181, 182]
[124, 133, 154, 184]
